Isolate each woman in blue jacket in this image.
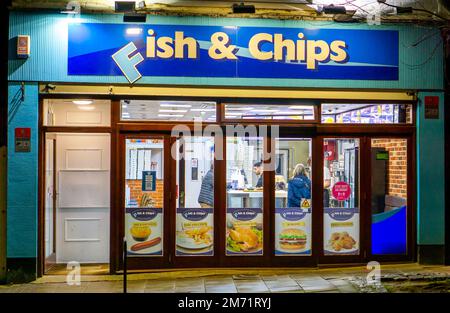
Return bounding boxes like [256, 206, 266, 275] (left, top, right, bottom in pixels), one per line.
[287, 163, 311, 208]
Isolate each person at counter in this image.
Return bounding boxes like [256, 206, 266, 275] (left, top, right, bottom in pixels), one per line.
[287, 164, 311, 208]
[198, 164, 214, 208]
[253, 161, 263, 188]
[323, 165, 331, 207]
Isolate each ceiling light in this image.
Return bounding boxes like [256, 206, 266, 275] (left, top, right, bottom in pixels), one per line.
[158, 114, 184, 118]
[160, 104, 192, 108]
[190, 108, 216, 112]
[126, 27, 143, 35]
[159, 109, 188, 113]
[288, 105, 312, 110]
[73, 100, 93, 105]
[226, 107, 254, 111]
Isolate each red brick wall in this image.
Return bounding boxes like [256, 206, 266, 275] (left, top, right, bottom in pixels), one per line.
[126, 179, 164, 207]
[372, 139, 407, 199]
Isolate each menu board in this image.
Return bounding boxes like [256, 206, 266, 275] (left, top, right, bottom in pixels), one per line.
[226, 208, 263, 256]
[126, 208, 163, 256]
[324, 208, 359, 255]
[176, 208, 214, 256]
[275, 206, 311, 256]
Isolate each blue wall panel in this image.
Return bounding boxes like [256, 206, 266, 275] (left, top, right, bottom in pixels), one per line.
[7, 82, 39, 258]
[8, 12, 444, 90]
[417, 92, 445, 245]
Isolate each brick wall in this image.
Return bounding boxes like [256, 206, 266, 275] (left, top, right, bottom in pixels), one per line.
[372, 139, 407, 199]
[126, 179, 164, 207]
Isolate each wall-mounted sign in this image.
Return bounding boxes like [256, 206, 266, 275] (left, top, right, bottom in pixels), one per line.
[332, 181, 351, 201]
[15, 128, 31, 152]
[142, 170, 156, 191]
[68, 24, 399, 83]
[17, 35, 30, 59]
[424, 96, 439, 119]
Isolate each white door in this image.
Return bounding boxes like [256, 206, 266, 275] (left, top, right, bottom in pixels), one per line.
[45, 137, 55, 259]
[56, 133, 110, 264]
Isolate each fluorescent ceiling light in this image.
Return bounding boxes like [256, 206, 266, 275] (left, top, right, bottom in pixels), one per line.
[126, 27, 142, 35]
[288, 105, 312, 110]
[160, 104, 192, 108]
[159, 109, 188, 113]
[158, 114, 184, 117]
[73, 100, 93, 105]
[226, 107, 254, 111]
[190, 108, 216, 112]
[252, 109, 278, 113]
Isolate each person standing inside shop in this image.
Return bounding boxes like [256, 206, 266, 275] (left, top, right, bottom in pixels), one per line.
[287, 164, 311, 208]
[198, 163, 214, 208]
[253, 161, 263, 188]
[323, 164, 332, 208]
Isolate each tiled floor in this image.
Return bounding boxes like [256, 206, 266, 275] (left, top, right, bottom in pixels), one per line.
[0, 263, 448, 293]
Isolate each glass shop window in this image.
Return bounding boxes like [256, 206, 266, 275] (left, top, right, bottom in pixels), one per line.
[321, 103, 413, 124]
[371, 138, 407, 255]
[274, 138, 312, 256]
[43, 99, 111, 126]
[323, 138, 360, 256]
[226, 137, 264, 256]
[224, 104, 315, 121]
[121, 100, 217, 122]
[175, 136, 215, 256]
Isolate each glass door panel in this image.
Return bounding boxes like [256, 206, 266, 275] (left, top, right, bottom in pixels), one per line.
[175, 136, 215, 256]
[323, 138, 360, 256]
[274, 138, 312, 256]
[371, 138, 408, 255]
[124, 138, 164, 257]
[226, 137, 264, 256]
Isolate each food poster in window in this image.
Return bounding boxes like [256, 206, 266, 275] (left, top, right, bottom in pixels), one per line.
[275, 202, 311, 256]
[323, 207, 359, 255]
[126, 207, 163, 256]
[176, 208, 214, 256]
[226, 208, 263, 255]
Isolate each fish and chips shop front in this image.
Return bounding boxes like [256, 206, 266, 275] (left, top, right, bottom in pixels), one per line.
[6, 10, 446, 276]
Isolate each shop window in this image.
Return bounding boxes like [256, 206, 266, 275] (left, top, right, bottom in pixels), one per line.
[371, 138, 407, 255]
[43, 99, 111, 126]
[175, 137, 215, 256]
[323, 138, 360, 256]
[226, 137, 264, 256]
[121, 100, 216, 122]
[274, 138, 312, 256]
[224, 104, 315, 121]
[321, 103, 413, 124]
[124, 138, 164, 256]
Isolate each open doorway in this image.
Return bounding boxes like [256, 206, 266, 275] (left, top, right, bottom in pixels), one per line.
[44, 132, 111, 274]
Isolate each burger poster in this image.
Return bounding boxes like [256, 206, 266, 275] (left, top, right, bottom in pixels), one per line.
[275, 207, 311, 255]
[126, 208, 163, 256]
[176, 208, 214, 256]
[323, 207, 359, 255]
[226, 208, 263, 256]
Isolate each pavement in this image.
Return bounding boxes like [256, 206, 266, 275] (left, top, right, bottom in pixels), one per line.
[0, 263, 449, 293]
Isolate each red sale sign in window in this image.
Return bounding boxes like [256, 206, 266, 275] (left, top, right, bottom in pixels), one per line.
[332, 181, 351, 201]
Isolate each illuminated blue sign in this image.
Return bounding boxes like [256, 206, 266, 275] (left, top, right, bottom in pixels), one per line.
[68, 23, 399, 83]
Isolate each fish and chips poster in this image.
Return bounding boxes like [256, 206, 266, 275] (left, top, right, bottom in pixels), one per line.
[176, 208, 214, 256]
